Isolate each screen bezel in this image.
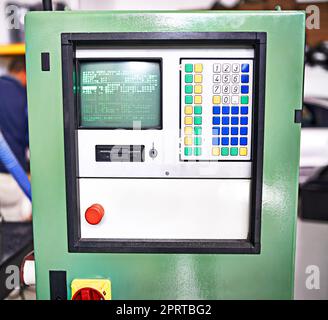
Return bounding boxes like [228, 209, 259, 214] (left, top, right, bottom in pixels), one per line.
[75, 58, 163, 130]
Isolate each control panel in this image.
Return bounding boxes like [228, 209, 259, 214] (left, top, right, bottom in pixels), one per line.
[181, 59, 253, 161]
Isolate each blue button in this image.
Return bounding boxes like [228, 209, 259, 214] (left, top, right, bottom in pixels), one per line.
[212, 137, 220, 146]
[241, 64, 249, 73]
[222, 137, 229, 146]
[222, 127, 229, 135]
[240, 137, 248, 146]
[241, 75, 249, 83]
[241, 85, 249, 94]
[213, 117, 220, 125]
[222, 117, 229, 125]
[231, 127, 238, 135]
[222, 106, 230, 115]
[212, 127, 220, 135]
[231, 138, 238, 146]
[241, 107, 249, 115]
[213, 106, 220, 114]
[231, 117, 239, 125]
[240, 127, 248, 135]
[240, 117, 248, 125]
[231, 106, 239, 115]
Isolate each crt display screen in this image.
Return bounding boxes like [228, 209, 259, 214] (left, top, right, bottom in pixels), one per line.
[79, 60, 161, 129]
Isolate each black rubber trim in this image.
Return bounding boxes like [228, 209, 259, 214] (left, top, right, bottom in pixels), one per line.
[49, 270, 67, 300]
[61, 32, 267, 254]
[41, 52, 50, 71]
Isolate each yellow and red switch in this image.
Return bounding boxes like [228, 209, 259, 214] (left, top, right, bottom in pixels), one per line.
[71, 279, 111, 300]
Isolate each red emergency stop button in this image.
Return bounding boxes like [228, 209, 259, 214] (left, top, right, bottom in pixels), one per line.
[85, 204, 104, 225]
[72, 287, 104, 300]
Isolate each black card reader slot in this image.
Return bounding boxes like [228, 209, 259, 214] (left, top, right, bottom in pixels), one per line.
[96, 145, 145, 162]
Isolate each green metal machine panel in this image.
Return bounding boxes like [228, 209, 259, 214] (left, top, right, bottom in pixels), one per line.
[25, 11, 305, 299]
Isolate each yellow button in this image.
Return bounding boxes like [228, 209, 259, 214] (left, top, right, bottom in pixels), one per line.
[212, 147, 220, 156]
[184, 136, 193, 146]
[213, 96, 221, 104]
[184, 116, 193, 125]
[194, 95, 202, 104]
[184, 126, 193, 135]
[194, 85, 202, 94]
[240, 147, 248, 156]
[194, 74, 203, 83]
[184, 106, 193, 115]
[194, 63, 203, 73]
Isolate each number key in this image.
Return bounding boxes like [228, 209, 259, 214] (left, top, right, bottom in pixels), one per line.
[222, 75, 230, 83]
[213, 74, 221, 83]
[213, 85, 221, 94]
[223, 64, 231, 73]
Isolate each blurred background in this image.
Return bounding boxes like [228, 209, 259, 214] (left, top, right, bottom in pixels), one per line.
[0, 0, 327, 300]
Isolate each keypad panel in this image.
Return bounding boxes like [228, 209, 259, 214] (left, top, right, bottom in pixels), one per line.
[181, 59, 253, 161]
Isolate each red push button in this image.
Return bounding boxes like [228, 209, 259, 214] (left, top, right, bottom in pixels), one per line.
[85, 204, 104, 225]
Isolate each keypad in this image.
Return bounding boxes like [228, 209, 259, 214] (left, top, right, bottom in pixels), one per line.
[181, 59, 252, 160]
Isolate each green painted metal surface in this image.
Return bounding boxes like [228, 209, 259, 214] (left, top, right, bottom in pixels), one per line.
[25, 11, 305, 300]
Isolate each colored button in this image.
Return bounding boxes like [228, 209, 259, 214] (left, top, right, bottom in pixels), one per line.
[213, 96, 221, 104]
[240, 117, 248, 125]
[241, 106, 249, 114]
[185, 74, 193, 83]
[194, 137, 202, 146]
[240, 147, 248, 156]
[184, 136, 192, 146]
[184, 116, 193, 125]
[185, 95, 193, 104]
[222, 106, 230, 115]
[241, 75, 249, 83]
[194, 106, 202, 115]
[241, 96, 249, 105]
[212, 127, 220, 135]
[184, 106, 193, 115]
[194, 74, 203, 83]
[231, 138, 238, 146]
[85, 204, 105, 225]
[185, 85, 193, 94]
[194, 147, 202, 156]
[231, 117, 239, 125]
[241, 85, 249, 94]
[212, 137, 220, 146]
[194, 116, 202, 125]
[222, 117, 229, 125]
[222, 127, 229, 135]
[194, 95, 202, 104]
[194, 126, 202, 135]
[185, 64, 193, 73]
[240, 137, 248, 146]
[222, 137, 229, 146]
[194, 85, 202, 94]
[213, 117, 220, 125]
[241, 64, 250, 73]
[240, 127, 248, 135]
[194, 63, 203, 73]
[231, 106, 239, 115]
[184, 147, 192, 156]
[212, 147, 220, 156]
[231, 127, 238, 135]
[213, 106, 220, 114]
[221, 147, 229, 156]
[184, 126, 193, 135]
[230, 147, 238, 156]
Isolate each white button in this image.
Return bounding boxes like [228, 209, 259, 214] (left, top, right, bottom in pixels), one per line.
[222, 85, 230, 94]
[213, 74, 221, 83]
[213, 85, 221, 94]
[222, 75, 230, 83]
[222, 64, 231, 73]
[231, 96, 239, 104]
[213, 63, 221, 73]
[231, 85, 239, 94]
[232, 64, 240, 73]
[231, 74, 240, 83]
[222, 96, 230, 104]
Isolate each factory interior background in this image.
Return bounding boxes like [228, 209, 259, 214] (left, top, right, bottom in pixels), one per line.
[0, 0, 328, 301]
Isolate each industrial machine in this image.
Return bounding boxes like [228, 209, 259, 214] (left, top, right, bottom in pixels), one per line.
[25, 10, 305, 299]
